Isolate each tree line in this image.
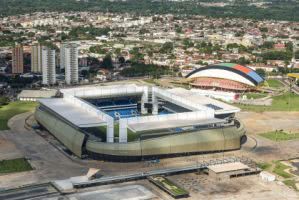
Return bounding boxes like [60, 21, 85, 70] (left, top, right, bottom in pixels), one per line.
[0, 0, 298, 21]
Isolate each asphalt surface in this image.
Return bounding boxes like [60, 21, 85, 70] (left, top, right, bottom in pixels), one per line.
[0, 112, 88, 188]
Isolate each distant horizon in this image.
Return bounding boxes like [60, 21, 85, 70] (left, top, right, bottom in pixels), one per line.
[0, 0, 298, 22]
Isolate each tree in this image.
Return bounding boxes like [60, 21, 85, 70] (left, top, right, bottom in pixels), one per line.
[81, 70, 89, 78]
[102, 54, 113, 69]
[236, 57, 250, 65]
[160, 42, 174, 54]
[0, 97, 9, 106]
[175, 26, 183, 34]
[118, 56, 125, 64]
[261, 41, 274, 49]
[286, 42, 293, 52]
[259, 27, 268, 32]
[89, 45, 106, 54]
[262, 51, 292, 61]
[182, 39, 194, 49]
[256, 68, 266, 78]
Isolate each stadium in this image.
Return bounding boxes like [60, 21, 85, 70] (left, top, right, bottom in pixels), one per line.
[35, 84, 246, 161]
[186, 63, 264, 92]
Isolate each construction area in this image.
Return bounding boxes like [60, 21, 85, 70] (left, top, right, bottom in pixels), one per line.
[0, 157, 262, 200]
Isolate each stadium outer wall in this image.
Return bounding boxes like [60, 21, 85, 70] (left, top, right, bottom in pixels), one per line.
[35, 107, 246, 162]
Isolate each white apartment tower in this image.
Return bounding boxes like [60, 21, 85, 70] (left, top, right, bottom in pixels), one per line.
[31, 44, 42, 73]
[61, 43, 79, 85]
[42, 47, 56, 85]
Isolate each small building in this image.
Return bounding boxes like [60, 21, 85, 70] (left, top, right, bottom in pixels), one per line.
[260, 171, 275, 182]
[208, 162, 251, 180]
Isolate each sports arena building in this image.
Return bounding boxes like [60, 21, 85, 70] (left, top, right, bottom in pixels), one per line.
[186, 63, 264, 92]
[35, 84, 246, 161]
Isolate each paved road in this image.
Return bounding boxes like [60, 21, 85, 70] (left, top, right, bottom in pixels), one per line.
[0, 112, 88, 188]
[280, 78, 299, 94]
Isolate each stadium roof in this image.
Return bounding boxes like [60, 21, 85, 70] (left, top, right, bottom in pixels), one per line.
[166, 88, 240, 114]
[39, 98, 106, 127]
[186, 63, 264, 86]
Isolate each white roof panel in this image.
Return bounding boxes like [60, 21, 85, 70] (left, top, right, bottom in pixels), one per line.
[167, 88, 240, 114]
[39, 98, 105, 127]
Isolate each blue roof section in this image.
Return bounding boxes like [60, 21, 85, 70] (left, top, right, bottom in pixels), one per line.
[247, 71, 264, 83]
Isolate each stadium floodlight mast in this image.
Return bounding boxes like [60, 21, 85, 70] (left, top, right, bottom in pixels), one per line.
[288, 76, 295, 111]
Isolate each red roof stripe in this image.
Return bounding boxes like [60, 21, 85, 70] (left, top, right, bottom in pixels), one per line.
[233, 64, 252, 74]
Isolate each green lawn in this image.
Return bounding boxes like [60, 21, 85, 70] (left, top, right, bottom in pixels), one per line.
[0, 101, 38, 130]
[235, 92, 299, 112]
[257, 160, 297, 190]
[283, 179, 298, 191]
[161, 178, 188, 196]
[152, 176, 189, 197]
[260, 131, 299, 141]
[0, 158, 33, 174]
[245, 93, 268, 99]
[273, 161, 293, 179]
[257, 162, 272, 170]
[267, 79, 284, 88]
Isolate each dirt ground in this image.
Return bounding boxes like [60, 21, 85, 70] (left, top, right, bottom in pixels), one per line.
[166, 173, 299, 200]
[237, 111, 299, 134]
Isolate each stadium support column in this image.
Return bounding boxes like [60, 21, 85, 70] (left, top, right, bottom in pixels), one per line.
[141, 86, 148, 115]
[119, 119, 128, 143]
[106, 118, 114, 143]
[152, 91, 158, 115]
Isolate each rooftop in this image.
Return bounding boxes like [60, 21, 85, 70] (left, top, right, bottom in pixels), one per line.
[208, 162, 249, 173]
[167, 88, 240, 115]
[39, 98, 106, 127]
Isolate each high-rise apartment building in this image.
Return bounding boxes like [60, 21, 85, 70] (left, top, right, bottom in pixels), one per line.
[31, 44, 43, 73]
[60, 43, 79, 85]
[42, 47, 56, 85]
[12, 45, 24, 74]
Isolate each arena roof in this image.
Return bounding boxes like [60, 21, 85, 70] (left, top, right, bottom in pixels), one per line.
[39, 99, 106, 127]
[186, 63, 264, 86]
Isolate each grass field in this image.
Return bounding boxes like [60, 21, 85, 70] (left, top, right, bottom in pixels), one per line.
[257, 162, 272, 170]
[235, 92, 299, 112]
[150, 176, 189, 198]
[283, 179, 298, 191]
[0, 101, 38, 130]
[245, 93, 268, 99]
[257, 160, 297, 190]
[0, 158, 33, 174]
[260, 131, 299, 141]
[273, 161, 293, 179]
[267, 79, 284, 88]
